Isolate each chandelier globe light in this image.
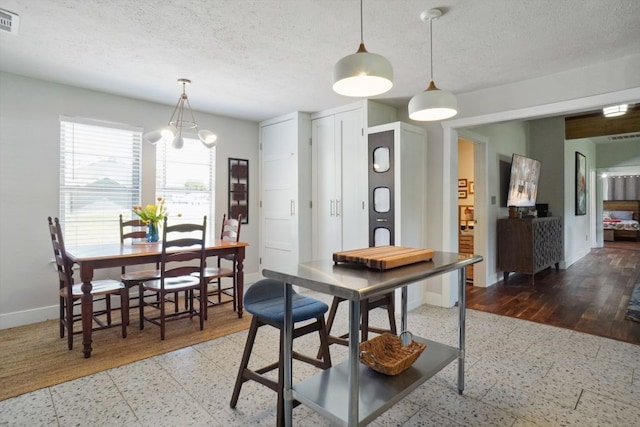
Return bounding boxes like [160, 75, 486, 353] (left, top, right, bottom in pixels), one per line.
[332, 0, 393, 97]
[143, 78, 218, 149]
[408, 8, 458, 121]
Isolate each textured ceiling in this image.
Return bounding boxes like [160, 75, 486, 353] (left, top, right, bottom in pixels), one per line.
[1, 0, 640, 122]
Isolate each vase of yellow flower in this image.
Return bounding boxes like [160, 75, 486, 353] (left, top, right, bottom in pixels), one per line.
[132, 197, 167, 243]
[145, 222, 159, 243]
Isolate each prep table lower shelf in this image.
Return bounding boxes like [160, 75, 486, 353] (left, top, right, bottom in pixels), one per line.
[292, 337, 458, 425]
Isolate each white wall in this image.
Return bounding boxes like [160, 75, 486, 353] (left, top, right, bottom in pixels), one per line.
[596, 140, 640, 168]
[563, 138, 596, 267]
[0, 72, 260, 329]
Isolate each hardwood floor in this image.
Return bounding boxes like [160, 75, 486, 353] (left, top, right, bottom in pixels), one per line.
[466, 240, 640, 345]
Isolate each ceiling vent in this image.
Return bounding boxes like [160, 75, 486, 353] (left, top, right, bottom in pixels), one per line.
[608, 133, 640, 142]
[0, 9, 20, 35]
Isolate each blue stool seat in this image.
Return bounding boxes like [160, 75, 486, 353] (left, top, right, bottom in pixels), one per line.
[244, 279, 328, 323]
[230, 279, 332, 426]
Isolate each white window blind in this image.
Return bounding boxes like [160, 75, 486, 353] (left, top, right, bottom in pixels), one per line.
[156, 137, 215, 238]
[60, 117, 142, 246]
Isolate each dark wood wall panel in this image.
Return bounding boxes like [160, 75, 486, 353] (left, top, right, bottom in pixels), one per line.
[565, 105, 640, 139]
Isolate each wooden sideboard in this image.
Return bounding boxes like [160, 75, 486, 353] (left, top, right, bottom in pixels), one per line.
[497, 217, 562, 285]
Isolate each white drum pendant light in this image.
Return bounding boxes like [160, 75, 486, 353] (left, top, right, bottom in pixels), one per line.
[408, 9, 457, 121]
[333, 0, 393, 97]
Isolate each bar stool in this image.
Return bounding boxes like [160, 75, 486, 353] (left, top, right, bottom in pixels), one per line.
[230, 279, 332, 426]
[324, 292, 397, 347]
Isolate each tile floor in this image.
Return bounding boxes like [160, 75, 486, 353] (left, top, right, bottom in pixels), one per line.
[1, 290, 639, 426]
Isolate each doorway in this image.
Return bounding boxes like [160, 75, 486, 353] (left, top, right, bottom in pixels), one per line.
[457, 131, 488, 288]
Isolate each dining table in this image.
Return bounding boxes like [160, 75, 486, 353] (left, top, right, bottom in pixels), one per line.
[262, 251, 483, 426]
[65, 239, 248, 358]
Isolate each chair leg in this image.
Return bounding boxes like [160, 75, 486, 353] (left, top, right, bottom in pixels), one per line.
[199, 283, 205, 330]
[232, 275, 237, 312]
[106, 295, 112, 325]
[139, 284, 145, 331]
[230, 316, 260, 409]
[66, 297, 74, 350]
[120, 289, 128, 339]
[324, 296, 342, 337]
[59, 297, 65, 339]
[360, 299, 369, 342]
[317, 316, 332, 369]
[387, 295, 397, 335]
[160, 290, 166, 340]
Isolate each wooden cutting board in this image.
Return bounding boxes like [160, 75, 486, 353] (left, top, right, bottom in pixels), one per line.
[333, 246, 435, 271]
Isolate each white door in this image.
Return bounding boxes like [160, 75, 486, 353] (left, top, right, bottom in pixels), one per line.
[337, 108, 367, 251]
[260, 118, 298, 274]
[312, 115, 341, 258]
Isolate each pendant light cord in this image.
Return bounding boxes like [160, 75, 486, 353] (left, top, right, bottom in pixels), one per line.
[360, 0, 364, 43]
[429, 15, 434, 82]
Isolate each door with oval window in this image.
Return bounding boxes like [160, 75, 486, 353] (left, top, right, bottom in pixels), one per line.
[368, 130, 395, 246]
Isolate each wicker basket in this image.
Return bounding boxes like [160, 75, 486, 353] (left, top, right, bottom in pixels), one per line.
[359, 332, 426, 376]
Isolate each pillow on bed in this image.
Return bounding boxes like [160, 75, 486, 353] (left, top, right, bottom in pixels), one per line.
[602, 210, 611, 220]
[610, 210, 634, 220]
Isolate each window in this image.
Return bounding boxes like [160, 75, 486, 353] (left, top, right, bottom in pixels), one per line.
[156, 137, 215, 238]
[59, 117, 142, 246]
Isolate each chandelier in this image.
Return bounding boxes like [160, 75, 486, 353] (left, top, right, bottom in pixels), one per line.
[143, 78, 217, 149]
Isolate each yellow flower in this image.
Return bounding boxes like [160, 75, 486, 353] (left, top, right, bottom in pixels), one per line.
[132, 197, 167, 225]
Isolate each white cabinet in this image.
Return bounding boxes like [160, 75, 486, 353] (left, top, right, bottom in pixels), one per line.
[368, 121, 427, 310]
[258, 112, 311, 276]
[311, 101, 396, 260]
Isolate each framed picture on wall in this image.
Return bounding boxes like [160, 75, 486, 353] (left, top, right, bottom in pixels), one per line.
[458, 179, 467, 188]
[469, 181, 474, 194]
[458, 190, 467, 199]
[229, 158, 249, 224]
[575, 151, 586, 215]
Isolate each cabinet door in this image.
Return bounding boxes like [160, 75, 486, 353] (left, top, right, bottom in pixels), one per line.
[312, 115, 341, 258]
[337, 109, 367, 251]
[368, 130, 395, 246]
[260, 119, 298, 273]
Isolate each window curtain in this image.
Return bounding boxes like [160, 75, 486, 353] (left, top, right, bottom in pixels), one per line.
[603, 175, 640, 200]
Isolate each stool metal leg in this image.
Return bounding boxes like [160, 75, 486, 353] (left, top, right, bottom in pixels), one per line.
[283, 283, 293, 427]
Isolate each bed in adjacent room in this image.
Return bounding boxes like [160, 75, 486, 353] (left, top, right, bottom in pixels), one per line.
[603, 200, 640, 241]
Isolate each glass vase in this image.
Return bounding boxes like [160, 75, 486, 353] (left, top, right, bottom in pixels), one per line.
[146, 222, 159, 243]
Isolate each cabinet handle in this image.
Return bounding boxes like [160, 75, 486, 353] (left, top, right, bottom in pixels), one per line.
[330, 200, 335, 216]
[291, 200, 295, 216]
[336, 200, 341, 217]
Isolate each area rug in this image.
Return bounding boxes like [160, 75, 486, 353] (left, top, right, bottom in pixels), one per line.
[625, 281, 640, 322]
[0, 305, 251, 402]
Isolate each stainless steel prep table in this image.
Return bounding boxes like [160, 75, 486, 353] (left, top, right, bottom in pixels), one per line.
[262, 251, 483, 426]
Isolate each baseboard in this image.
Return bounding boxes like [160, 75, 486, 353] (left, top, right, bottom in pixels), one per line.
[422, 290, 452, 308]
[0, 305, 59, 330]
[563, 247, 590, 269]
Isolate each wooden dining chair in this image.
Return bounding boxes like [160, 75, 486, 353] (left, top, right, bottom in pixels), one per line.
[196, 214, 242, 313]
[119, 214, 163, 310]
[48, 217, 128, 350]
[139, 216, 207, 340]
